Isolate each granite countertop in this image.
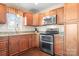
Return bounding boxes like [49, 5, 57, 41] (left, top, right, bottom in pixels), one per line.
[0, 31, 36, 36]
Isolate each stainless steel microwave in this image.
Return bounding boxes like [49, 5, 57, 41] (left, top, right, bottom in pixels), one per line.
[42, 15, 56, 25]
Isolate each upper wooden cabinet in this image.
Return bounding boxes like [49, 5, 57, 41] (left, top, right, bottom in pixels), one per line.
[64, 3, 79, 23]
[57, 7, 64, 24]
[23, 12, 33, 26]
[39, 12, 46, 25]
[33, 14, 39, 26]
[0, 4, 6, 24]
[49, 9, 56, 16]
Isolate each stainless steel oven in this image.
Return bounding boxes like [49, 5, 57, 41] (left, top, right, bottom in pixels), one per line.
[40, 35, 53, 42]
[40, 34, 54, 55]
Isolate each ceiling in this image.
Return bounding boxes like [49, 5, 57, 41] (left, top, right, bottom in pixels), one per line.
[5, 3, 64, 13]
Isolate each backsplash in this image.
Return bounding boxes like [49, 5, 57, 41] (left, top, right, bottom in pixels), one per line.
[36, 25, 64, 35]
[0, 24, 35, 32]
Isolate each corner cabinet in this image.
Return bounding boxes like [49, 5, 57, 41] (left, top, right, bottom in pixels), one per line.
[0, 4, 6, 24]
[23, 12, 33, 26]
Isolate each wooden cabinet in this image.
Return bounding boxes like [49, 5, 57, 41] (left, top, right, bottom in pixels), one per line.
[33, 14, 39, 26]
[31, 34, 37, 48]
[0, 36, 8, 56]
[49, 9, 56, 16]
[23, 12, 33, 26]
[64, 3, 79, 23]
[9, 36, 19, 56]
[0, 34, 38, 56]
[65, 23, 78, 56]
[28, 34, 38, 49]
[57, 7, 64, 24]
[54, 34, 64, 56]
[19, 35, 29, 52]
[0, 4, 6, 24]
[9, 35, 29, 55]
[39, 13, 46, 25]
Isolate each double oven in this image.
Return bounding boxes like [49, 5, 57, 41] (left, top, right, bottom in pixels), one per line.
[40, 28, 59, 55]
[40, 34, 54, 55]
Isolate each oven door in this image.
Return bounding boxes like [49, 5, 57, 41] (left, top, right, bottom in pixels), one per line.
[40, 42, 54, 55]
[40, 35, 53, 42]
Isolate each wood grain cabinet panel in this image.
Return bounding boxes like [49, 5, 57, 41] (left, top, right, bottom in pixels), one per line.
[54, 34, 64, 56]
[57, 7, 64, 24]
[28, 34, 32, 49]
[23, 12, 33, 26]
[0, 4, 6, 24]
[64, 3, 79, 23]
[65, 24, 78, 56]
[39, 13, 46, 25]
[31, 34, 37, 48]
[49, 9, 56, 16]
[9, 36, 19, 56]
[19, 35, 29, 52]
[0, 51, 8, 56]
[33, 14, 39, 26]
[0, 36, 8, 56]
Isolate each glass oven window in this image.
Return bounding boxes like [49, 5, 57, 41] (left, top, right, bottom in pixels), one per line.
[41, 42, 51, 51]
[41, 35, 53, 42]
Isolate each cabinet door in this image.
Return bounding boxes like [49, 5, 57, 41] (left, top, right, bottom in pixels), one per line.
[0, 4, 6, 24]
[23, 12, 33, 26]
[31, 34, 36, 48]
[57, 7, 64, 24]
[39, 13, 46, 25]
[64, 3, 79, 23]
[65, 24, 78, 55]
[54, 34, 64, 55]
[0, 37, 8, 56]
[9, 36, 19, 56]
[28, 34, 32, 49]
[33, 14, 39, 26]
[19, 35, 28, 52]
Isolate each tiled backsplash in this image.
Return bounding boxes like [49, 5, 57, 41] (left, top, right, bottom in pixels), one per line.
[0, 24, 35, 32]
[36, 25, 64, 35]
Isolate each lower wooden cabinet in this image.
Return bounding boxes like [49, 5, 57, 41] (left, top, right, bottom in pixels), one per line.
[9, 36, 19, 56]
[0, 51, 8, 56]
[65, 23, 78, 56]
[19, 35, 29, 52]
[0, 36, 8, 56]
[0, 34, 38, 56]
[31, 34, 37, 48]
[8, 34, 37, 56]
[28, 34, 37, 49]
[54, 34, 64, 56]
